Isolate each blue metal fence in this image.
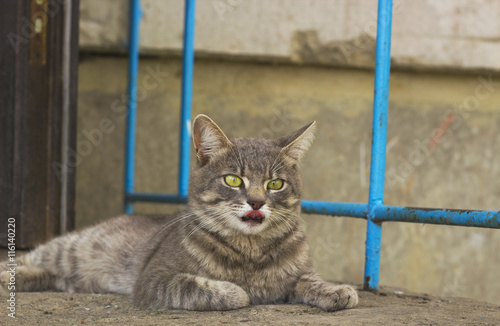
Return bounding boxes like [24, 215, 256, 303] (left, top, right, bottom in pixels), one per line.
[123, 0, 500, 291]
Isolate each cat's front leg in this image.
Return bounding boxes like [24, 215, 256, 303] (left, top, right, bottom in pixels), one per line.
[293, 274, 358, 312]
[133, 272, 250, 311]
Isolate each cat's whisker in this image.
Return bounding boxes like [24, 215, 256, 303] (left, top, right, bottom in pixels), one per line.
[274, 206, 303, 219]
[270, 158, 287, 174]
[180, 206, 233, 242]
[229, 130, 245, 169]
[267, 213, 282, 230]
[181, 221, 206, 244]
[151, 207, 216, 241]
[270, 215, 293, 234]
[271, 209, 299, 233]
[233, 145, 245, 170]
[270, 150, 288, 172]
[269, 152, 283, 173]
[274, 209, 302, 226]
[181, 216, 218, 244]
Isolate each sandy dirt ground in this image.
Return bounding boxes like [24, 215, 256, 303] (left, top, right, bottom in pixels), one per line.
[1, 285, 499, 326]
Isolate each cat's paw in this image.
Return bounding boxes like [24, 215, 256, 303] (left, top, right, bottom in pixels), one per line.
[314, 284, 358, 312]
[0, 268, 13, 295]
[204, 280, 250, 310]
[134, 274, 250, 311]
[0, 266, 54, 293]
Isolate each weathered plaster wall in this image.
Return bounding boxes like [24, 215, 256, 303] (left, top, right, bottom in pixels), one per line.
[80, 0, 500, 71]
[77, 56, 500, 304]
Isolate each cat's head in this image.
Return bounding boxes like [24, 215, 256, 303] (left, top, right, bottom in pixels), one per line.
[188, 114, 315, 237]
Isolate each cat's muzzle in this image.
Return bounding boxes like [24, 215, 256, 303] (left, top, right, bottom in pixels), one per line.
[241, 210, 264, 225]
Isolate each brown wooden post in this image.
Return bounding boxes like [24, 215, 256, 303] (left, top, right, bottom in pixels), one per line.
[0, 0, 79, 248]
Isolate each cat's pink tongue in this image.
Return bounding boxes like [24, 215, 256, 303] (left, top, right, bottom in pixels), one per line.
[244, 210, 264, 219]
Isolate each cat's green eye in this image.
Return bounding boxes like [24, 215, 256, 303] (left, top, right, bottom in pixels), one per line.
[267, 179, 284, 190]
[225, 175, 242, 187]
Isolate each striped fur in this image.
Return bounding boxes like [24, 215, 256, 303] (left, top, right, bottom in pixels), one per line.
[0, 115, 358, 311]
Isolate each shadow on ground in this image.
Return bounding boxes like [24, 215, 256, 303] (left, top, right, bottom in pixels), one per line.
[1, 285, 499, 325]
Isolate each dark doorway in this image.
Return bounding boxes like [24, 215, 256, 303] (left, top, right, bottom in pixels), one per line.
[0, 0, 79, 248]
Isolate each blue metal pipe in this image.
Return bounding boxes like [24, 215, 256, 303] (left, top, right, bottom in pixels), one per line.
[126, 192, 188, 204]
[301, 201, 500, 228]
[124, 0, 142, 214]
[301, 200, 368, 218]
[178, 0, 196, 199]
[364, 0, 393, 291]
[364, 220, 382, 290]
[374, 205, 500, 228]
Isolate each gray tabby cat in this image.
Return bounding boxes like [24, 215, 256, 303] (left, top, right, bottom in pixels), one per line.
[0, 114, 358, 311]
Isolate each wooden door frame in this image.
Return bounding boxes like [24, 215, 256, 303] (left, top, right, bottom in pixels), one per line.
[0, 0, 79, 248]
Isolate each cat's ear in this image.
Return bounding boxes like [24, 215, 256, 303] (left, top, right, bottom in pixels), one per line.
[192, 114, 233, 164]
[277, 121, 316, 165]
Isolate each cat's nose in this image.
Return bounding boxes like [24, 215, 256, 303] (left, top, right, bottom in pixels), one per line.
[247, 200, 265, 210]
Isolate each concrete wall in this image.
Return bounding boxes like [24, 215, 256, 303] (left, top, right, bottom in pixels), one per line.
[76, 0, 500, 305]
[80, 0, 500, 71]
